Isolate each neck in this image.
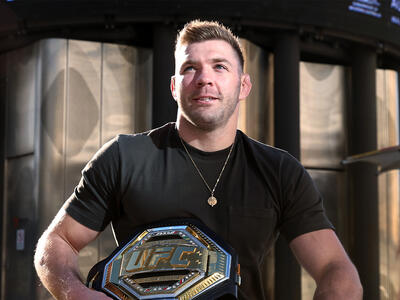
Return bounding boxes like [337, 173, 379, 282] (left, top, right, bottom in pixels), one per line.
[176, 114, 238, 152]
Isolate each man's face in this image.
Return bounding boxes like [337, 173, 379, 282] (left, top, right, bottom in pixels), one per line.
[171, 40, 251, 131]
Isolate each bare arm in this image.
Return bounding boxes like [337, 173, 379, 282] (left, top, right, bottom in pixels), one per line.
[34, 204, 112, 300]
[290, 229, 363, 300]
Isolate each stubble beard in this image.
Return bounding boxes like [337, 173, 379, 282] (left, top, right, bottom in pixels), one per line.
[177, 77, 242, 131]
[180, 94, 240, 132]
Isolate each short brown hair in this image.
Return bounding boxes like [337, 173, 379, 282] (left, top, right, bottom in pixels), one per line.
[175, 20, 244, 70]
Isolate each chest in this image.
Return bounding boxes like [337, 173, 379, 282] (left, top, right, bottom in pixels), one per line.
[116, 148, 280, 264]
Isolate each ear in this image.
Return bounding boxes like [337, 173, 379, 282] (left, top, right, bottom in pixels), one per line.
[170, 75, 177, 101]
[239, 73, 252, 101]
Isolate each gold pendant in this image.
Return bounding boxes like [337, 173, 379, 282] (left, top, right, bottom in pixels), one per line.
[207, 196, 217, 207]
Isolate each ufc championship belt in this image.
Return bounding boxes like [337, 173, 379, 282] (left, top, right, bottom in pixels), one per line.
[86, 219, 240, 299]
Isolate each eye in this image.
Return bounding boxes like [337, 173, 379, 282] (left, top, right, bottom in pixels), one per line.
[215, 64, 227, 70]
[182, 65, 195, 73]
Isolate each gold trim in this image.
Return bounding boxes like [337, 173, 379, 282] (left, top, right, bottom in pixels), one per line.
[120, 230, 150, 256]
[186, 227, 211, 249]
[104, 260, 129, 299]
[104, 282, 129, 300]
[178, 272, 225, 300]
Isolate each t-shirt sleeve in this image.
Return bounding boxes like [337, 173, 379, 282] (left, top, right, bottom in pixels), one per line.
[65, 137, 120, 232]
[278, 152, 334, 242]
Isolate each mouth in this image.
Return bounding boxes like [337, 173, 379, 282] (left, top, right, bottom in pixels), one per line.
[192, 96, 219, 103]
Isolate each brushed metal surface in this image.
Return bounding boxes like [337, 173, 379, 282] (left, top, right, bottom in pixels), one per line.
[5, 43, 38, 158]
[376, 69, 399, 150]
[65, 39, 102, 278]
[1, 38, 154, 300]
[0, 54, 5, 300]
[308, 169, 348, 245]
[35, 38, 69, 300]
[378, 170, 400, 300]
[301, 169, 348, 299]
[376, 69, 400, 300]
[102, 43, 135, 143]
[133, 47, 153, 134]
[37, 39, 67, 236]
[300, 62, 347, 169]
[98, 44, 152, 258]
[239, 39, 275, 298]
[100, 43, 136, 258]
[101, 43, 153, 143]
[64, 40, 101, 196]
[99, 43, 153, 259]
[238, 39, 273, 145]
[2, 155, 36, 300]
[1, 43, 40, 300]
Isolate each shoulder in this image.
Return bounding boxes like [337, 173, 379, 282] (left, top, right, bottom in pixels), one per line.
[237, 130, 297, 165]
[115, 122, 177, 148]
[112, 123, 178, 163]
[237, 131, 307, 184]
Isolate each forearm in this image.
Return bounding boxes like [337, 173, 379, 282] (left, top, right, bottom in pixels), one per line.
[34, 231, 90, 299]
[313, 261, 363, 300]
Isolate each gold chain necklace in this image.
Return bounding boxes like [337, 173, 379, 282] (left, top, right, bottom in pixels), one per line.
[179, 136, 234, 207]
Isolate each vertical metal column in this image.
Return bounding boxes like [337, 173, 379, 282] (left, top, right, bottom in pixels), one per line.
[152, 24, 177, 128]
[3, 43, 38, 300]
[273, 33, 301, 300]
[0, 55, 6, 300]
[348, 46, 379, 299]
[398, 71, 400, 143]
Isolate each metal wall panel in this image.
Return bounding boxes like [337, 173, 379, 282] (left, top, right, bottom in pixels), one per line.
[98, 43, 153, 258]
[1, 43, 40, 300]
[133, 47, 153, 134]
[301, 169, 348, 300]
[2, 155, 36, 300]
[0, 53, 6, 300]
[5, 44, 38, 158]
[37, 39, 67, 235]
[299, 62, 349, 299]
[36, 39, 68, 300]
[376, 69, 400, 300]
[300, 62, 347, 169]
[1, 38, 153, 300]
[239, 39, 274, 145]
[102, 43, 135, 143]
[101, 43, 152, 143]
[99, 43, 132, 260]
[309, 170, 348, 240]
[65, 40, 102, 278]
[238, 39, 275, 298]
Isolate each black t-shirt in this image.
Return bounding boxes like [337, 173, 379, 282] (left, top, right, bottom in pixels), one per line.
[66, 122, 333, 299]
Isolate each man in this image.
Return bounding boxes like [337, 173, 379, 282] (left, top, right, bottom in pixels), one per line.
[34, 20, 362, 299]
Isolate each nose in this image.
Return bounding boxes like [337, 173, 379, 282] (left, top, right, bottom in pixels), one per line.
[195, 68, 213, 87]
